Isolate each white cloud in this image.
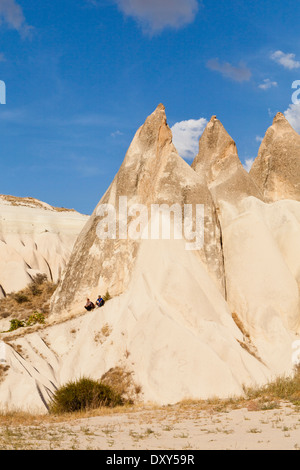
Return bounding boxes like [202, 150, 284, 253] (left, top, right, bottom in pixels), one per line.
[206, 58, 251, 82]
[111, 130, 123, 137]
[284, 103, 300, 133]
[114, 0, 199, 34]
[243, 158, 255, 173]
[258, 78, 278, 90]
[0, 0, 31, 37]
[271, 51, 300, 70]
[255, 135, 263, 143]
[171, 118, 208, 160]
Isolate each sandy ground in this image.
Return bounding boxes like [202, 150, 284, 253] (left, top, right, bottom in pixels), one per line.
[0, 402, 300, 450]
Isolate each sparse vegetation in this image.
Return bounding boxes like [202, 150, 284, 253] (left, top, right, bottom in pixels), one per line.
[7, 319, 26, 332]
[102, 291, 111, 302]
[13, 293, 29, 304]
[0, 375, 300, 449]
[31, 274, 48, 286]
[244, 365, 300, 405]
[176, 366, 300, 413]
[26, 312, 46, 327]
[0, 274, 57, 330]
[100, 366, 142, 404]
[49, 377, 123, 414]
[0, 194, 77, 213]
[5, 312, 46, 332]
[4, 312, 46, 333]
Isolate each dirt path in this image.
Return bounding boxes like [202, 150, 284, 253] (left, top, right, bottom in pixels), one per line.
[0, 402, 300, 450]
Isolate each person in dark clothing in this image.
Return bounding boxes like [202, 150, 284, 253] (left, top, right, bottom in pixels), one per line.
[85, 298, 95, 311]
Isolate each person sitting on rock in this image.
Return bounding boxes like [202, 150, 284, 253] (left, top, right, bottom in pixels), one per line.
[96, 295, 105, 308]
[85, 298, 95, 311]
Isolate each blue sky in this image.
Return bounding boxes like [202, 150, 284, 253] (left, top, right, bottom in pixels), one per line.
[1, 0, 300, 214]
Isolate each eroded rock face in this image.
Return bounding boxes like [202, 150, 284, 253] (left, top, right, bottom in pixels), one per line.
[51, 105, 226, 316]
[250, 112, 300, 203]
[192, 115, 263, 204]
[0, 195, 88, 297]
[2, 107, 300, 413]
[192, 114, 300, 364]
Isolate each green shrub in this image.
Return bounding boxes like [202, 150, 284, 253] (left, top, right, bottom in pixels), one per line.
[49, 377, 123, 414]
[8, 319, 26, 331]
[4, 313, 46, 333]
[26, 312, 45, 326]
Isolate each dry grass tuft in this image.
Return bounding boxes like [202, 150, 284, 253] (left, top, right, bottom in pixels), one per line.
[0, 194, 77, 213]
[177, 366, 300, 414]
[0, 274, 57, 327]
[244, 365, 300, 405]
[101, 367, 142, 404]
[0, 403, 141, 427]
[1, 367, 300, 429]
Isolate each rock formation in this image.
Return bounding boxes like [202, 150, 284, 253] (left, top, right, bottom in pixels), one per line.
[51, 104, 226, 316]
[192, 114, 300, 373]
[0, 106, 299, 413]
[0, 195, 88, 297]
[192, 115, 263, 204]
[250, 112, 300, 202]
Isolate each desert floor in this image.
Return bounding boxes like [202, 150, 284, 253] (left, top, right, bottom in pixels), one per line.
[0, 401, 299, 450]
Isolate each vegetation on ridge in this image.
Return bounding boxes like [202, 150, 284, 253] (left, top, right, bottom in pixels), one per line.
[0, 274, 57, 331]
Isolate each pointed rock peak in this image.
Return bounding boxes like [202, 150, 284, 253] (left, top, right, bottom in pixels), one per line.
[51, 105, 227, 314]
[192, 117, 236, 170]
[204, 115, 234, 141]
[250, 113, 300, 202]
[126, 104, 171, 160]
[156, 103, 166, 112]
[142, 103, 167, 129]
[270, 111, 296, 133]
[147, 103, 166, 122]
[192, 116, 263, 202]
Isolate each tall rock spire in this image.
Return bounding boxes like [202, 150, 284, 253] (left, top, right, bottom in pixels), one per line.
[51, 105, 226, 315]
[250, 112, 300, 202]
[192, 116, 263, 203]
